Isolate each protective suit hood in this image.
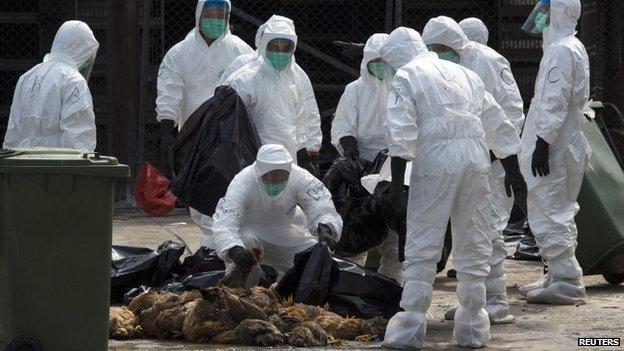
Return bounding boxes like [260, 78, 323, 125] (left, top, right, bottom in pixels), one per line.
[459, 18, 489, 45]
[194, 0, 232, 41]
[261, 17, 298, 55]
[50, 20, 99, 68]
[361, 33, 390, 79]
[380, 27, 428, 69]
[257, 15, 294, 56]
[254, 144, 293, 177]
[544, 0, 581, 48]
[422, 16, 469, 54]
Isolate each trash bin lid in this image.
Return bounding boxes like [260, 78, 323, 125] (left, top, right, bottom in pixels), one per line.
[0, 148, 130, 177]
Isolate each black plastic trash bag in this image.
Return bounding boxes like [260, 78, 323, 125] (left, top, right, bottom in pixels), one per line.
[160, 271, 226, 293]
[172, 85, 261, 215]
[110, 241, 186, 302]
[179, 246, 226, 276]
[323, 157, 389, 257]
[511, 232, 542, 261]
[374, 181, 452, 273]
[276, 243, 402, 318]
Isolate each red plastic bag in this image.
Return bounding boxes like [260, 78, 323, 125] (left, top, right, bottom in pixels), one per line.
[135, 162, 177, 216]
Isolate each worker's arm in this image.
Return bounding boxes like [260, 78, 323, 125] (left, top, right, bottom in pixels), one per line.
[295, 171, 343, 242]
[60, 77, 97, 152]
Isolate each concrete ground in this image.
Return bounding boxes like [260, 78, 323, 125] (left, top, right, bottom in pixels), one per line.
[109, 213, 624, 351]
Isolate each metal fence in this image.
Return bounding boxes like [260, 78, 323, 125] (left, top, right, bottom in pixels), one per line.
[0, 0, 622, 203]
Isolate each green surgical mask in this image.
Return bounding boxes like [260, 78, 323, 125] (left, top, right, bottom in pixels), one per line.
[200, 18, 227, 39]
[438, 51, 460, 64]
[535, 12, 549, 34]
[266, 51, 293, 71]
[367, 61, 386, 81]
[259, 181, 287, 197]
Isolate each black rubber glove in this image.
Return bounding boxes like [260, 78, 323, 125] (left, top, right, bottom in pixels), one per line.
[160, 119, 176, 164]
[390, 157, 408, 218]
[228, 246, 256, 271]
[490, 150, 498, 163]
[317, 223, 338, 251]
[297, 148, 320, 178]
[339, 136, 359, 159]
[332, 41, 365, 60]
[500, 154, 527, 205]
[531, 136, 550, 177]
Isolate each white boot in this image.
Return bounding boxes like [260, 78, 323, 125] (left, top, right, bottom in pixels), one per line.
[453, 279, 490, 348]
[519, 272, 553, 297]
[526, 278, 585, 304]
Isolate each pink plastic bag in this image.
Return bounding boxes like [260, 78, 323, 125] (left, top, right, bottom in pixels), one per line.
[135, 162, 177, 216]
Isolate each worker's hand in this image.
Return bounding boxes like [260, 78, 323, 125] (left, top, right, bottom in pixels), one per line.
[160, 120, 176, 165]
[389, 157, 408, 218]
[500, 155, 527, 204]
[297, 148, 320, 178]
[228, 246, 256, 271]
[339, 136, 359, 160]
[531, 137, 550, 177]
[317, 223, 338, 251]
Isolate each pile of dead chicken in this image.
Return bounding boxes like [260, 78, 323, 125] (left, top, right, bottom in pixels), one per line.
[109, 286, 387, 347]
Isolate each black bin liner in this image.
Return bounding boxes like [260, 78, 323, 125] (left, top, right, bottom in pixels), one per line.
[374, 181, 452, 273]
[179, 246, 226, 275]
[323, 154, 389, 257]
[110, 241, 186, 303]
[511, 232, 542, 261]
[276, 243, 403, 318]
[172, 85, 261, 215]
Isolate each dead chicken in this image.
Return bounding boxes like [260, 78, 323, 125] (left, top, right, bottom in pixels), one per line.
[183, 287, 268, 342]
[279, 303, 323, 321]
[247, 286, 280, 315]
[200, 287, 267, 324]
[315, 312, 363, 341]
[288, 321, 328, 347]
[127, 289, 159, 315]
[139, 291, 202, 338]
[154, 301, 193, 339]
[182, 299, 223, 342]
[358, 315, 388, 340]
[109, 306, 141, 340]
[269, 314, 303, 334]
[211, 319, 287, 346]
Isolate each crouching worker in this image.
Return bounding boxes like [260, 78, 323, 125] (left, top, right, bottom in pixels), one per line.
[211, 144, 343, 278]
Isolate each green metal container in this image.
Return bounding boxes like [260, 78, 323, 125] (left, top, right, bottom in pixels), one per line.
[577, 121, 624, 284]
[0, 148, 129, 351]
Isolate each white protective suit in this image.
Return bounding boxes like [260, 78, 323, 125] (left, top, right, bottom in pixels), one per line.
[156, 0, 252, 249]
[519, 0, 591, 305]
[211, 144, 343, 274]
[224, 19, 307, 159]
[330, 33, 403, 284]
[459, 18, 489, 45]
[422, 16, 525, 324]
[3, 21, 99, 152]
[220, 15, 322, 152]
[379, 27, 521, 349]
[156, 0, 253, 129]
[332, 33, 391, 162]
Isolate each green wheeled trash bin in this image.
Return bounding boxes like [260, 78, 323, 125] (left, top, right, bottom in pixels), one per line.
[0, 148, 129, 351]
[576, 121, 624, 285]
